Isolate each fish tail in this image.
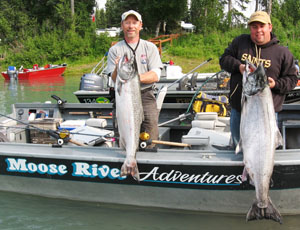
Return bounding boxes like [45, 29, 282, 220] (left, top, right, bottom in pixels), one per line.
[246, 197, 282, 224]
[121, 158, 140, 182]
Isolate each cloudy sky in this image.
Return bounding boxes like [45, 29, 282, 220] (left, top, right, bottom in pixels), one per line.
[96, 0, 106, 9]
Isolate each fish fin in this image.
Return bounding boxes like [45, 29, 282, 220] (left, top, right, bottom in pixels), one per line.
[246, 198, 282, 224]
[242, 167, 255, 186]
[121, 157, 140, 182]
[117, 80, 123, 96]
[270, 178, 274, 187]
[241, 94, 246, 107]
[119, 138, 125, 149]
[275, 128, 283, 148]
[235, 140, 242, 155]
[242, 167, 248, 182]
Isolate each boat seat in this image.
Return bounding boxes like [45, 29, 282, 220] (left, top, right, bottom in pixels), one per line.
[192, 112, 229, 131]
[71, 126, 114, 146]
[182, 127, 210, 149]
[281, 120, 300, 149]
[182, 127, 230, 150]
[86, 118, 107, 128]
[157, 127, 170, 149]
[182, 112, 231, 150]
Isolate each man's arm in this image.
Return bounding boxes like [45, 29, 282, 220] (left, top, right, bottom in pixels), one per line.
[219, 37, 242, 74]
[110, 56, 121, 82]
[272, 50, 298, 94]
[140, 68, 160, 84]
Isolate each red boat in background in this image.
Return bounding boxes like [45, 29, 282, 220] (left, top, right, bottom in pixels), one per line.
[1, 63, 67, 80]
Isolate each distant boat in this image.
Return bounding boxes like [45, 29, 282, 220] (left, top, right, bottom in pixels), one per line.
[181, 21, 196, 32]
[1, 63, 67, 80]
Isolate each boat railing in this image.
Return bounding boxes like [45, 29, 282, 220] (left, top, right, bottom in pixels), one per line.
[91, 55, 107, 75]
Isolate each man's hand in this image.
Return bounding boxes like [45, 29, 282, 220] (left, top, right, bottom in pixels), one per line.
[268, 77, 276, 89]
[111, 56, 121, 82]
[239, 64, 256, 75]
[115, 56, 121, 65]
[239, 64, 245, 75]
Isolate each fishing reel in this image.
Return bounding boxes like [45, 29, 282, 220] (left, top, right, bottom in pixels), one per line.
[57, 129, 70, 146]
[139, 132, 190, 151]
[139, 132, 150, 148]
[47, 129, 71, 147]
[139, 132, 157, 152]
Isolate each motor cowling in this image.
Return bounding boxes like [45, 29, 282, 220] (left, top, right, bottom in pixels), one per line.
[79, 73, 108, 91]
[7, 66, 18, 79]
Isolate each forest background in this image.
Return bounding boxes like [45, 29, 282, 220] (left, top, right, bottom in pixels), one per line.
[0, 0, 299, 74]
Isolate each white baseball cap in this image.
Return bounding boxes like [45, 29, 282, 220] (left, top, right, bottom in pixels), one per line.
[121, 10, 142, 22]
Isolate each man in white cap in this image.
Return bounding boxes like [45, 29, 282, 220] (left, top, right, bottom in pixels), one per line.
[219, 11, 298, 148]
[106, 10, 163, 147]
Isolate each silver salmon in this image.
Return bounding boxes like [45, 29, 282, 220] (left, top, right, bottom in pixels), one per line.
[236, 62, 283, 223]
[115, 54, 143, 181]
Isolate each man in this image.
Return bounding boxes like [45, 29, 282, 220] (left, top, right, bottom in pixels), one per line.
[219, 11, 298, 147]
[106, 10, 163, 145]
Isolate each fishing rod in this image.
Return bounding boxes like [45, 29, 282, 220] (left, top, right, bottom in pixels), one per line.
[156, 58, 212, 111]
[158, 70, 225, 127]
[185, 70, 225, 114]
[166, 58, 212, 90]
[0, 113, 117, 145]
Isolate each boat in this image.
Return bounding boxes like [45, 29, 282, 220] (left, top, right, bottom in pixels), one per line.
[74, 67, 300, 104]
[0, 98, 300, 216]
[1, 63, 67, 80]
[74, 66, 231, 104]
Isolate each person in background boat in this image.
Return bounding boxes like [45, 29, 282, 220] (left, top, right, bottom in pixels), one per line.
[105, 10, 163, 147]
[219, 11, 298, 148]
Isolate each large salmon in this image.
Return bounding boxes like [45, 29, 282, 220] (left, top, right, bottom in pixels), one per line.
[115, 54, 143, 181]
[236, 62, 283, 223]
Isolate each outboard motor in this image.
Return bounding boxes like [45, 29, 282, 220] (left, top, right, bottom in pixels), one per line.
[79, 73, 108, 91]
[7, 66, 18, 80]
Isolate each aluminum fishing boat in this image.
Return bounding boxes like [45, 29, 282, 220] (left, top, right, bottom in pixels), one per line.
[0, 100, 300, 215]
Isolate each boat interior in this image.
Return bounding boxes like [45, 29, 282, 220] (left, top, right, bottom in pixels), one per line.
[1, 98, 300, 151]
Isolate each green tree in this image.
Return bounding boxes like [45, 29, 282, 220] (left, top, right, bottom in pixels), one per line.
[105, 0, 188, 35]
[105, 0, 140, 28]
[96, 9, 107, 28]
[0, 0, 33, 43]
[224, 0, 250, 28]
[139, 0, 188, 36]
[190, 0, 225, 34]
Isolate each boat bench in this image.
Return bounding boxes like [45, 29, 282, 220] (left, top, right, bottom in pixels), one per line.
[281, 120, 300, 149]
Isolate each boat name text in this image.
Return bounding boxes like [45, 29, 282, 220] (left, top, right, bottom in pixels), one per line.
[4, 158, 242, 185]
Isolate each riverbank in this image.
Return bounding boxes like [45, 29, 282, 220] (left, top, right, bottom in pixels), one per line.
[0, 53, 221, 77]
[63, 53, 221, 77]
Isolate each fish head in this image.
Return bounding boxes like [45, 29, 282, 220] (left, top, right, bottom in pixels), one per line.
[118, 54, 137, 81]
[243, 62, 268, 96]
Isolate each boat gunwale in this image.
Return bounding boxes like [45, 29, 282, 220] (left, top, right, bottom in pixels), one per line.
[0, 142, 300, 167]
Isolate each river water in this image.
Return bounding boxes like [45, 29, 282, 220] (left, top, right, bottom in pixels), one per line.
[0, 74, 300, 229]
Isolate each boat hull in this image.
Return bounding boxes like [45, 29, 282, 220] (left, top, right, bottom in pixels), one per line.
[1, 65, 66, 80]
[1, 142, 300, 214]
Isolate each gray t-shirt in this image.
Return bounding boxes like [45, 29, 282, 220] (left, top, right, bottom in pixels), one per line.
[105, 39, 163, 90]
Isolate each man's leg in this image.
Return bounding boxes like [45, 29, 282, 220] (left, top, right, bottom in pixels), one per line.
[230, 108, 241, 148]
[141, 90, 159, 146]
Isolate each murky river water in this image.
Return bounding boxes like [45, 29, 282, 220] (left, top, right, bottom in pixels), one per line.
[0, 74, 299, 229]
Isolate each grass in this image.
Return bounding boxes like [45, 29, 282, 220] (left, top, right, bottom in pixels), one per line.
[161, 52, 221, 73]
[0, 54, 221, 76]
